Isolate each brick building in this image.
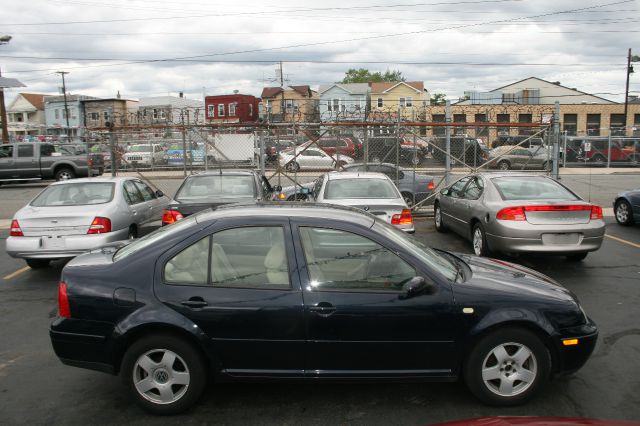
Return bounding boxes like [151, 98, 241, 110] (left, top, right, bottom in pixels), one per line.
[205, 93, 259, 123]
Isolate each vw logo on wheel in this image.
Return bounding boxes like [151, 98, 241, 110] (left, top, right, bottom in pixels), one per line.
[363, 206, 370, 211]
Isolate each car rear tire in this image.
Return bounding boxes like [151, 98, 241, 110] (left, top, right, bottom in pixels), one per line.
[592, 154, 606, 166]
[614, 199, 634, 226]
[566, 252, 588, 261]
[26, 259, 50, 269]
[464, 327, 551, 406]
[434, 203, 447, 233]
[498, 161, 510, 171]
[55, 167, 75, 181]
[472, 222, 491, 257]
[285, 161, 300, 172]
[121, 334, 207, 415]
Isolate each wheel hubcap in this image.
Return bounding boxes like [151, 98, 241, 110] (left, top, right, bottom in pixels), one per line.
[473, 228, 483, 255]
[133, 349, 190, 405]
[482, 342, 538, 397]
[617, 204, 629, 222]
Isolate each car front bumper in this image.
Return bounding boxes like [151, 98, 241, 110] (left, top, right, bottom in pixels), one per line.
[553, 317, 598, 374]
[485, 220, 605, 254]
[6, 228, 130, 259]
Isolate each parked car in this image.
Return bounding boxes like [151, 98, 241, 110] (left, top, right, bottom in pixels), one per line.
[50, 203, 598, 414]
[6, 177, 169, 268]
[366, 136, 425, 166]
[488, 146, 551, 171]
[563, 137, 585, 163]
[0, 142, 102, 183]
[613, 188, 640, 226]
[431, 137, 490, 167]
[577, 138, 640, 165]
[298, 136, 361, 159]
[56, 143, 106, 175]
[262, 138, 296, 163]
[123, 144, 167, 167]
[491, 135, 546, 149]
[161, 170, 281, 225]
[343, 163, 435, 206]
[434, 174, 605, 260]
[307, 172, 415, 233]
[279, 147, 354, 171]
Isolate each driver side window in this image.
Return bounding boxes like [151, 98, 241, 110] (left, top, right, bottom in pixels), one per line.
[449, 177, 470, 198]
[299, 227, 415, 292]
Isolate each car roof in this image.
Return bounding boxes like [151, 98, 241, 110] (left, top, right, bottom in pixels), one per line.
[346, 162, 396, 169]
[326, 171, 390, 181]
[196, 202, 376, 228]
[187, 169, 257, 177]
[49, 176, 137, 185]
[476, 172, 554, 180]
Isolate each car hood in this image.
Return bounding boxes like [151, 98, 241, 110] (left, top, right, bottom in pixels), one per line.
[457, 254, 575, 303]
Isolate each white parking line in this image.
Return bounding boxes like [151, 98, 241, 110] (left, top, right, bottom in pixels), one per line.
[606, 234, 640, 249]
[3, 266, 31, 281]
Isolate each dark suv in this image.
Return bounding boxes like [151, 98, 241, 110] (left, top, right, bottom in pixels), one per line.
[430, 136, 490, 167]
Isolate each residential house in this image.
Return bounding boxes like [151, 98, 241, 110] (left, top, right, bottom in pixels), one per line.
[369, 81, 430, 120]
[44, 94, 98, 138]
[259, 85, 319, 122]
[318, 83, 370, 122]
[82, 97, 139, 128]
[7, 93, 48, 139]
[205, 93, 259, 123]
[138, 95, 205, 126]
[447, 77, 639, 140]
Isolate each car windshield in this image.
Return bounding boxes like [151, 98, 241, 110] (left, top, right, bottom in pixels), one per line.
[30, 182, 115, 206]
[129, 145, 152, 152]
[372, 220, 458, 281]
[492, 176, 579, 201]
[175, 175, 256, 201]
[114, 215, 199, 261]
[324, 178, 398, 199]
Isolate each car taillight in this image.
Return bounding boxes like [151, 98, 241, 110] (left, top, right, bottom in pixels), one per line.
[162, 209, 184, 225]
[10, 219, 23, 237]
[391, 209, 413, 225]
[497, 205, 601, 221]
[88, 158, 93, 167]
[87, 217, 111, 234]
[427, 181, 435, 190]
[496, 206, 526, 221]
[58, 281, 71, 318]
[270, 147, 276, 155]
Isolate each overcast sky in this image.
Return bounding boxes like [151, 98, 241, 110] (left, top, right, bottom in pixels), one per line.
[0, 0, 638, 104]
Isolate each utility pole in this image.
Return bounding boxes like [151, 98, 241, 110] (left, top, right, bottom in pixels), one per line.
[623, 49, 640, 136]
[279, 61, 285, 122]
[56, 71, 71, 138]
[0, 66, 8, 144]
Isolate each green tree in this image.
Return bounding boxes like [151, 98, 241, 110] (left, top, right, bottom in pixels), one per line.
[338, 68, 405, 84]
[430, 93, 447, 106]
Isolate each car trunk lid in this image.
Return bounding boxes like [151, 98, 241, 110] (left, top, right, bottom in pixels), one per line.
[18, 205, 105, 236]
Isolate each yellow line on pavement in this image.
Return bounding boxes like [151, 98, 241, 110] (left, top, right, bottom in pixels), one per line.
[3, 266, 31, 280]
[605, 234, 640, 249]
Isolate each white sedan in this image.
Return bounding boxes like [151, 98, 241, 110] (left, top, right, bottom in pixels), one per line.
[6, 177, 169, 269]
[278, 147, 354, 171]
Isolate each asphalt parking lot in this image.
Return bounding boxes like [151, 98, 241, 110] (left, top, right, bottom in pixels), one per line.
[0, 212, 639, 425]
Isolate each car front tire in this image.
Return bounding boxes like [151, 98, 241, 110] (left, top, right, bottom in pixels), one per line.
[434, 203, 447, 233]
[121, 334, 207, 415]
[472, 222, 491, 257]
[464, 327, 551, 406]
[614, 199, 634, 226]
[498, 160, 510, 171]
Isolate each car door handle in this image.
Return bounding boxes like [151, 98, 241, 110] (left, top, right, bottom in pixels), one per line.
[181, 297, 208, 309]
[309, 302, 336, 317]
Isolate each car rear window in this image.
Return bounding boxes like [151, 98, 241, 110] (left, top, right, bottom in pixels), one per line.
[175, 175, 256, 201]
[324, 178, 398, 199]
[491, 176, 579, 201]
[30, 182, 115, 206]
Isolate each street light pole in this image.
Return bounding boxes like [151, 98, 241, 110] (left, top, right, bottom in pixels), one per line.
[0, 35, 12, 144]
[623, 48, 640, 136]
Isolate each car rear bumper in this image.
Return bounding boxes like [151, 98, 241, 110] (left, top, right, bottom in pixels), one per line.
[553, 318, 598, 374]
[6, 228, 129, 259]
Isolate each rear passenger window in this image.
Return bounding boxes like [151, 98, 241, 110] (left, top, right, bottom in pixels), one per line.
[164, 237, 210, 285]
[18, 145, 34, 157]
[0, 145, 13, 158]
[134, 181, 156, 201]
[123, 181, 144, 205]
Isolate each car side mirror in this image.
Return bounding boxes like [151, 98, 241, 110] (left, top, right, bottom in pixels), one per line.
[400, 276, 436, 299]
[155, 190, 164, 197]
[440, 188, 449, 196]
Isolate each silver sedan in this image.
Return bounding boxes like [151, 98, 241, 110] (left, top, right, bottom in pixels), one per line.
[310, 172, 415, 233]
[434, 173, 605, 260]
[6, 176, 169, 268]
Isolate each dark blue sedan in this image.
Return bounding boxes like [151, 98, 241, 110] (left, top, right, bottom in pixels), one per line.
[50, 204, 597, 415]
[613, 188, 640, 226]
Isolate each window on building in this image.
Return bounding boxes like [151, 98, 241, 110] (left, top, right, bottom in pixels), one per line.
[229, 103, 236, 116]
[497, 113, 510, 136]
[54, 109, 60, 119]
[354, 98, 362, 111]
[563, 114, 578, 136]
[518, 113, 533, 136]
[62, 109, 67, 119]
[502, 93, 517, 104]
[330, 99, 340, 113]
[634, 114, 640, 136]
[249, 104, 253, 116]
[475, 113, 488, 138]
[610, 113, 625, 136]
[265, 100, 272, 113]
[207, 105, 214, 118]
[377, 97, 383, 108]
[406, 96, 413, 107]
[399, 97, 406, 107]
[103, 111, 109, 121]
[160, 110, 166, 120]
[152, 109, 158, 119]
[285, 99, 294, 113]
[432, 113, 446, 137]
[453, 114, 466, 135]
[587, 114, 601, 136]
[90, 112, 99, 121]
[218, 104, 225, 117]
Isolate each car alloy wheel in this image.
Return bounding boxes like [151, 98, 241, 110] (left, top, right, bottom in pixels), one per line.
[615, 200, 633, 226]
[498, 161, 510, 171]
[481, 342, 537, 397]
[434, 204, 446, 232]
[133, 349, 190, 405]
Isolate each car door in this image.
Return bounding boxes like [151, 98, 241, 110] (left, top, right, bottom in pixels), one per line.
[440, 177, 471, 235]
[154, 220, 306, 376]
[0, 145, 14, 179]
[292, 222, 456, 376]
[122, 180, 148, 225]
[12, 144, 39, 178]
[461, 176, 485, 238]
[133, 180, 163, 221]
